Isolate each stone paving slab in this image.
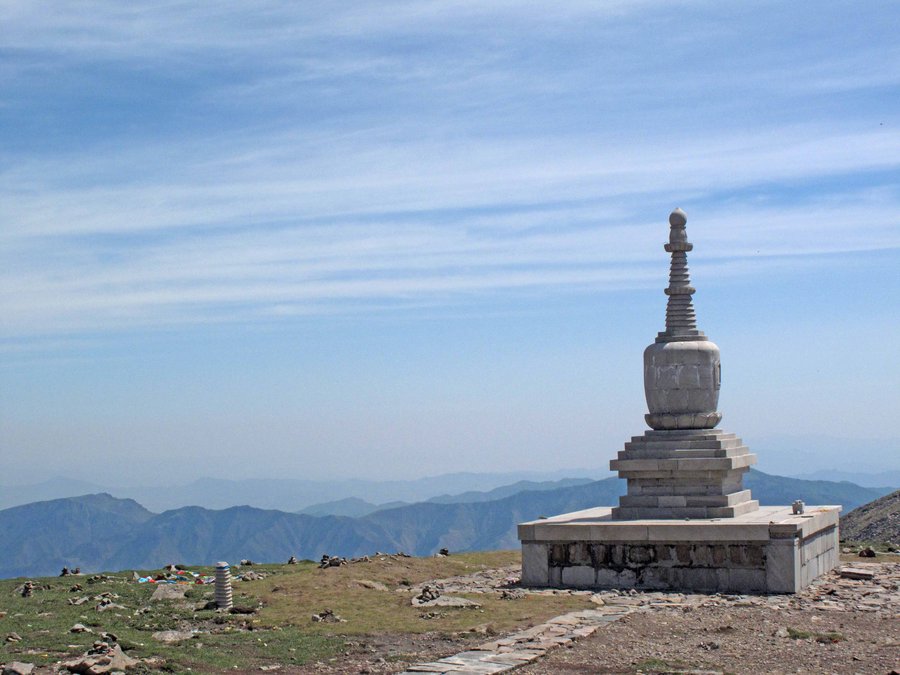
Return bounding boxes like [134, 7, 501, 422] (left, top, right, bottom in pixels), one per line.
[396, 605, 631, 674]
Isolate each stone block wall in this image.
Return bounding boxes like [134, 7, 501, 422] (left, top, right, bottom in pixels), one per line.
[521, 522, 839, 594]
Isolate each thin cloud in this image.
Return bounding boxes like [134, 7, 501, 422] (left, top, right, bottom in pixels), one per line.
[3, 1, 899, 342]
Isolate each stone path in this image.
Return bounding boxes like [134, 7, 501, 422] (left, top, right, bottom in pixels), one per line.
[397, 560, 899, 674]
[397, 606, 630, 674]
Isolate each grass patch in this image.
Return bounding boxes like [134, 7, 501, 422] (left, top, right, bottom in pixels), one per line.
[787, 627, 845, 643]
[0, 551, 591, 671]
[0, 567, 344, 671]
[787, 627, 814, 640]
[259, 550, 588, 635]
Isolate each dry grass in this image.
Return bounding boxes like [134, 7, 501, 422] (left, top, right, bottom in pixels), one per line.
[0, 551, 593, 672]
[256, 550, 590, 635]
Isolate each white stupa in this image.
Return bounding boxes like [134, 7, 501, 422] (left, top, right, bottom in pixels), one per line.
[518, 209, 841, 594]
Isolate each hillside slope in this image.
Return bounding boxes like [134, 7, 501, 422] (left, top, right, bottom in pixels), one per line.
[1, 471, 892, 578]
[745, 470, 888, 509]
[840, 489, 900, 543]
[364, 477, 626, 553]
[0, 493, 152, 578]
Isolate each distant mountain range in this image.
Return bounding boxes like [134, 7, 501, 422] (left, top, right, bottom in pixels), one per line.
[0, 469, 611, 513]
[0, 470, 892, 579]
[296, 478, 596, 517]
[789, 469, 900, 489]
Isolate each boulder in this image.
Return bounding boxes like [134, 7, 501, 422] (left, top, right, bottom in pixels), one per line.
[150, 584, 188, 602]
[62, 642, 139, 674]
[151, 630, 193, 643]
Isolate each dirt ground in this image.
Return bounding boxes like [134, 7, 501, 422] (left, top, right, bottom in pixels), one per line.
[517, 603, 899, 674]
[272, 602, 898, 675]
[278, 631, 496, 674]
[251, 561, 900, 675]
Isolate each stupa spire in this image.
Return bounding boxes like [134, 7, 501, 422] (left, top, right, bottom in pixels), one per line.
[658, 208, 705, 342]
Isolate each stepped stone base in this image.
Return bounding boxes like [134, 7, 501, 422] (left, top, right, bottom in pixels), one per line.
[518, 505, 840, 594]
[611, 428, 759, 520]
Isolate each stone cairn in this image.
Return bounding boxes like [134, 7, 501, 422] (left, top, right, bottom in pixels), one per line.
[214, 561, 233, 610]
[610, 209, 759, 520]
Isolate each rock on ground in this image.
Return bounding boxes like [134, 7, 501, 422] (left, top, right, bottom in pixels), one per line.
[62, 642, 140, 674]
[149, 584, 188, 602]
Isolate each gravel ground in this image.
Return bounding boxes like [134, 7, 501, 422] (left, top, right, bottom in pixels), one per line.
[517, 603, 898, 674]
[518, 560, 900, 675]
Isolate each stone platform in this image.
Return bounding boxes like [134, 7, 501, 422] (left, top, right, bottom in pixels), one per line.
[519, 504, 840, 594]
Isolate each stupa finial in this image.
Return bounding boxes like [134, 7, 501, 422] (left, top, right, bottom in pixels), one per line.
[658, 208, 705, 342]
[643, 208, 721, 431]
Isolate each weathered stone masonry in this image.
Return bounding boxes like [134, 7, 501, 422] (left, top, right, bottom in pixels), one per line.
[518, 209, 840, 594]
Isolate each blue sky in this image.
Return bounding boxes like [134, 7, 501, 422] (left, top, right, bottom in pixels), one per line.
[1, 1, 898, 484]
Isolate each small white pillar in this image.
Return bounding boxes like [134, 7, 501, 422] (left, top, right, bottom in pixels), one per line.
[214, 561, 233, 610]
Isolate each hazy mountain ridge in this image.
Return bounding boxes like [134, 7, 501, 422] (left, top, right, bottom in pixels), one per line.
[0, 471, 891, 579]
[0, 469, 609, 512]
[424, 478, 595, 505]
[298, 497, 409, 518]
[295, 478, 597, 518]
[744, 471, 888, 506]
[0, 494, 153, 579]
[790, 469, 900, 489]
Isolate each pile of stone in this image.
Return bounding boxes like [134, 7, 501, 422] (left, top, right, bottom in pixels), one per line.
[62, 640, 139, 674]
[373, 551, 411, 558]
[409, 565, 521, 596]
[311, 608, 346, 623]
[95, 592, 126, 613]
[318, 553, 374, 568]
[319, 554, 347, 568]
[414, 585, 441, 603]
[411, 584, 482, 609]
